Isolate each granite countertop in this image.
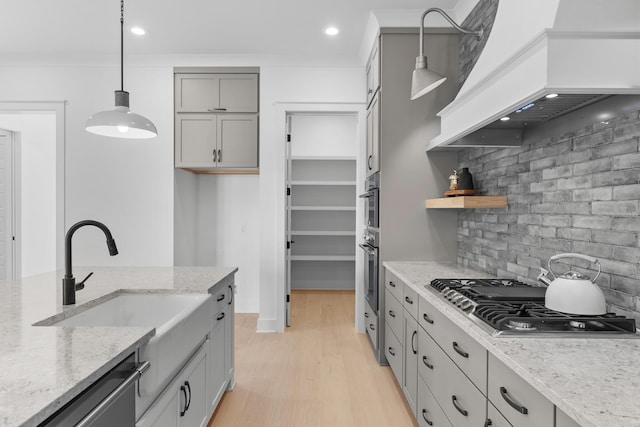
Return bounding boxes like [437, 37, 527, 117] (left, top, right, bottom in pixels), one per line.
[384, 261, 640, 427]
[0, 266, 237, 427]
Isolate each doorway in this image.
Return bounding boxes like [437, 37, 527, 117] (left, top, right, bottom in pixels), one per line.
[0, 129, 19, 281]
[285, 112, 359, 326]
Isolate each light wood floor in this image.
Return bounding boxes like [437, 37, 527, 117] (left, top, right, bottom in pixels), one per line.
[208, 290, 417, 427]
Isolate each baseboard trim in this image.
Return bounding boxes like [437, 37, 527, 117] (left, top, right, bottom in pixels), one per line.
[257, 317, 277, 333]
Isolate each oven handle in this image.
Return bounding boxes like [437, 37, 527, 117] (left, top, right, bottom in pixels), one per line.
[359, 243, 376, 254]
[358, 191, 374, 199]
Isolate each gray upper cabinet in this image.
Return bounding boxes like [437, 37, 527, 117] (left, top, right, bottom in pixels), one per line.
[365, 40, 380, 107]
[365, 94, 379, 177]
[174, 69, 259, 172]
[175, 74, 258, 113]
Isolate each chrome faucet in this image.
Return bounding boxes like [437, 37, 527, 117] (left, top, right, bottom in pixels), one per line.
[63, 220, 118, 305]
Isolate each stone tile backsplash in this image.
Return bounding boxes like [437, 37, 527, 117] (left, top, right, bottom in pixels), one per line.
[456, 106, 640, 323]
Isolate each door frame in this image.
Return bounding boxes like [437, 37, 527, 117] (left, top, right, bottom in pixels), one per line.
[0, 129, 20, 280]
[273, 102, 366, 333]
[0, 102, 66, 273]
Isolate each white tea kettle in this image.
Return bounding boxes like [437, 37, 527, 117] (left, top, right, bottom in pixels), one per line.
[537, 253, 607, 315]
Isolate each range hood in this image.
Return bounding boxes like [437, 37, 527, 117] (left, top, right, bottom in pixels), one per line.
[427, 0, 640, 150]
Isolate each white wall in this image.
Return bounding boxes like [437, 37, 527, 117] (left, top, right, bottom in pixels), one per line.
[0, 58, 365, 324]
[0, 114, 56, 277]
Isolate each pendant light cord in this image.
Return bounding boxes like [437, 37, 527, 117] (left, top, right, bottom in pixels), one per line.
[120, 0, 124, 92]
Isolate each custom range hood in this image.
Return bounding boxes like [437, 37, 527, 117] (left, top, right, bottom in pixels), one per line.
[427, 0, 640, 150]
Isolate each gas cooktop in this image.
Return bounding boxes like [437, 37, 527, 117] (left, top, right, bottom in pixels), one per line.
[428, 278, 638, 337]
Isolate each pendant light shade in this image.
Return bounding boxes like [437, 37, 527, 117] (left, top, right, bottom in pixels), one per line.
[411, 8, 483, 100]
[86, 0, 157, 139]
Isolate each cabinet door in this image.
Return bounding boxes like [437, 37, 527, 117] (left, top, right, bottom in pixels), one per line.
[175, 114, 217, 167]
[418, 376, 453, 427]
[366, 95, 380, 177]
[209, 309, 227, 413]
[175, 74, 221, 112]
[403, 313, 418, 416]
[216, 114, 258, 168]
[180, 343, 209, 427]
[136, 386, 180, 427]
[218, 74, 258, 112]
[224, 285, 234, 381]
[366, 40, 380, 107]
[384, 321, 403, 386]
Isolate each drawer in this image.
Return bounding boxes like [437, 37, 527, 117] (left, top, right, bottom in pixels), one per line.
[385, 269, 403, 302]
[384, 288, 403, 344]
[418, 297, 439, 340]
[488, 353, 554, 427]
[556, 407, 580, 427]
[365, 305, 378, 350]
[433, 340, 487, 427]
[384, 321, 403, 386]
[403, 284, 419, 320]
[211, 285, 228, 313]
[417, 327, 437, 387]
[418, 376, 452, 427]
[424, 303, 487, 393]
[487, 402, 512, 427]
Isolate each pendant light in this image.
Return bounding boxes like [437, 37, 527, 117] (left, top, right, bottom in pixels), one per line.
[411, 8, 483, 100]
[86, 0, 157, 139]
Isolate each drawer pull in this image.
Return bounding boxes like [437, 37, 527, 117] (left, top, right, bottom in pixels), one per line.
[421, 409, 434, 426]
[216, 312, 225, 321]
[422, 355, 434, 370]
[388, 347, 395, 356]
[388, 310, 396, 318]
[451, 395, 468, 416]
[452, 341, 469, 358]
[389, 281, 396, 288]
[484, 420, 493, 427]
[216, 294, 225, 302]
[364, 312, 369, 318]
[500, 386, 528, 415]
[422, 313, 434, 324]
[369, 323, 375, 331]
[405, 296, 414, 305]
[411, 330, 417, 355]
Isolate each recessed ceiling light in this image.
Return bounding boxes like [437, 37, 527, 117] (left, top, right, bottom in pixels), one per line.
[325, 27, 339, 36]
[500, 117, 510, 121]
[545, 93, 558, 99]
[131, 27, 146, 36]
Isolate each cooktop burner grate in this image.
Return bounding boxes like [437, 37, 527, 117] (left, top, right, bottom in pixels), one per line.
[430, 278, 528, 292]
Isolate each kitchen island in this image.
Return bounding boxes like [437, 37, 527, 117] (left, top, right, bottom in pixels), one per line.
[384, 261, 640, 427]
[0, 266, 237, 427]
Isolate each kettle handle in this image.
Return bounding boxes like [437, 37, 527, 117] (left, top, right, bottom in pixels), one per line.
[548, 253, 600, 281]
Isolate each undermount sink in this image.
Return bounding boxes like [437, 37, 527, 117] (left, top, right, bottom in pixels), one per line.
[44, 292, 213, 400]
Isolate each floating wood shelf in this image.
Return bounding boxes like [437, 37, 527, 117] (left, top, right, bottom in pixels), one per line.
[425, 196, 508, 209]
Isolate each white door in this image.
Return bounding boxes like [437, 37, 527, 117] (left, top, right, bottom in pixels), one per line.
[285, 115, 293, 326]
[0, 129, 18, 281]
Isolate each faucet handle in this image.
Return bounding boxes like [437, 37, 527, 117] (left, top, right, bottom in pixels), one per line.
[75, 272, 94, 291]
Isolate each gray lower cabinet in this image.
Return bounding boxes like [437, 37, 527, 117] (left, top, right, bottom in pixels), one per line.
[364, 301, 378, 350]
[403, 313, 418, 415]
[488, 353, 554, 427]
[175, 113, 258, 169]
[384, 321, 402, 385]
[418, 376, 452, 427]
[136, 341, 209, 427]
[487, 402, 512, 427]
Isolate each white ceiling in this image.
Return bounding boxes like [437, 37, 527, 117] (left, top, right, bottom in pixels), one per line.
[2, 0, 461, 58]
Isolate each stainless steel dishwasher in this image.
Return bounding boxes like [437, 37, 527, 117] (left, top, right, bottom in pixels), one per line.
[40, 354, 150, 426]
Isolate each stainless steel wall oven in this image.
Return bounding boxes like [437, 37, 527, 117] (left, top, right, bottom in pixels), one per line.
[359, 228, 379, 313]
[359, 172, 379, 229]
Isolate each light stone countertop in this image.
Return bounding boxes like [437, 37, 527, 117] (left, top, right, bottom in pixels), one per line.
[0, 266, 237, 427]
[384, 261, 640, 427]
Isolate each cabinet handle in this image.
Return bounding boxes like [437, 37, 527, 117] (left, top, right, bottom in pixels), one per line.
[364, 312, 369, 318]
[500, 386, 529, 415]
[421, 409, 434, 426]
[411, 330, 417, 355]
[369, 323, 375, 331]
[368, 89, 373, 94]
[485, 419, 493, 427]
[451, 395, 468, 416]
[217, 312, 226, 321]
[228, 284, 234, 305]
[185, 381, 192, 411]
[388, 347, 395, 356]
[389, 281, 396, 288]
[422, 355, 433, 370]
[180, 385, 188, 416]
[388, 310, 396, 318]
[368, 155, 372, 170]
[218, 149, 222, 163]
[208, 108, 227, 111]
[405, 296, 414, 305]
[452, 341, 469, 358]
[217, 294, 226, 302]
[212, 149, 217, 163]
[423, 313, 434, 324]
